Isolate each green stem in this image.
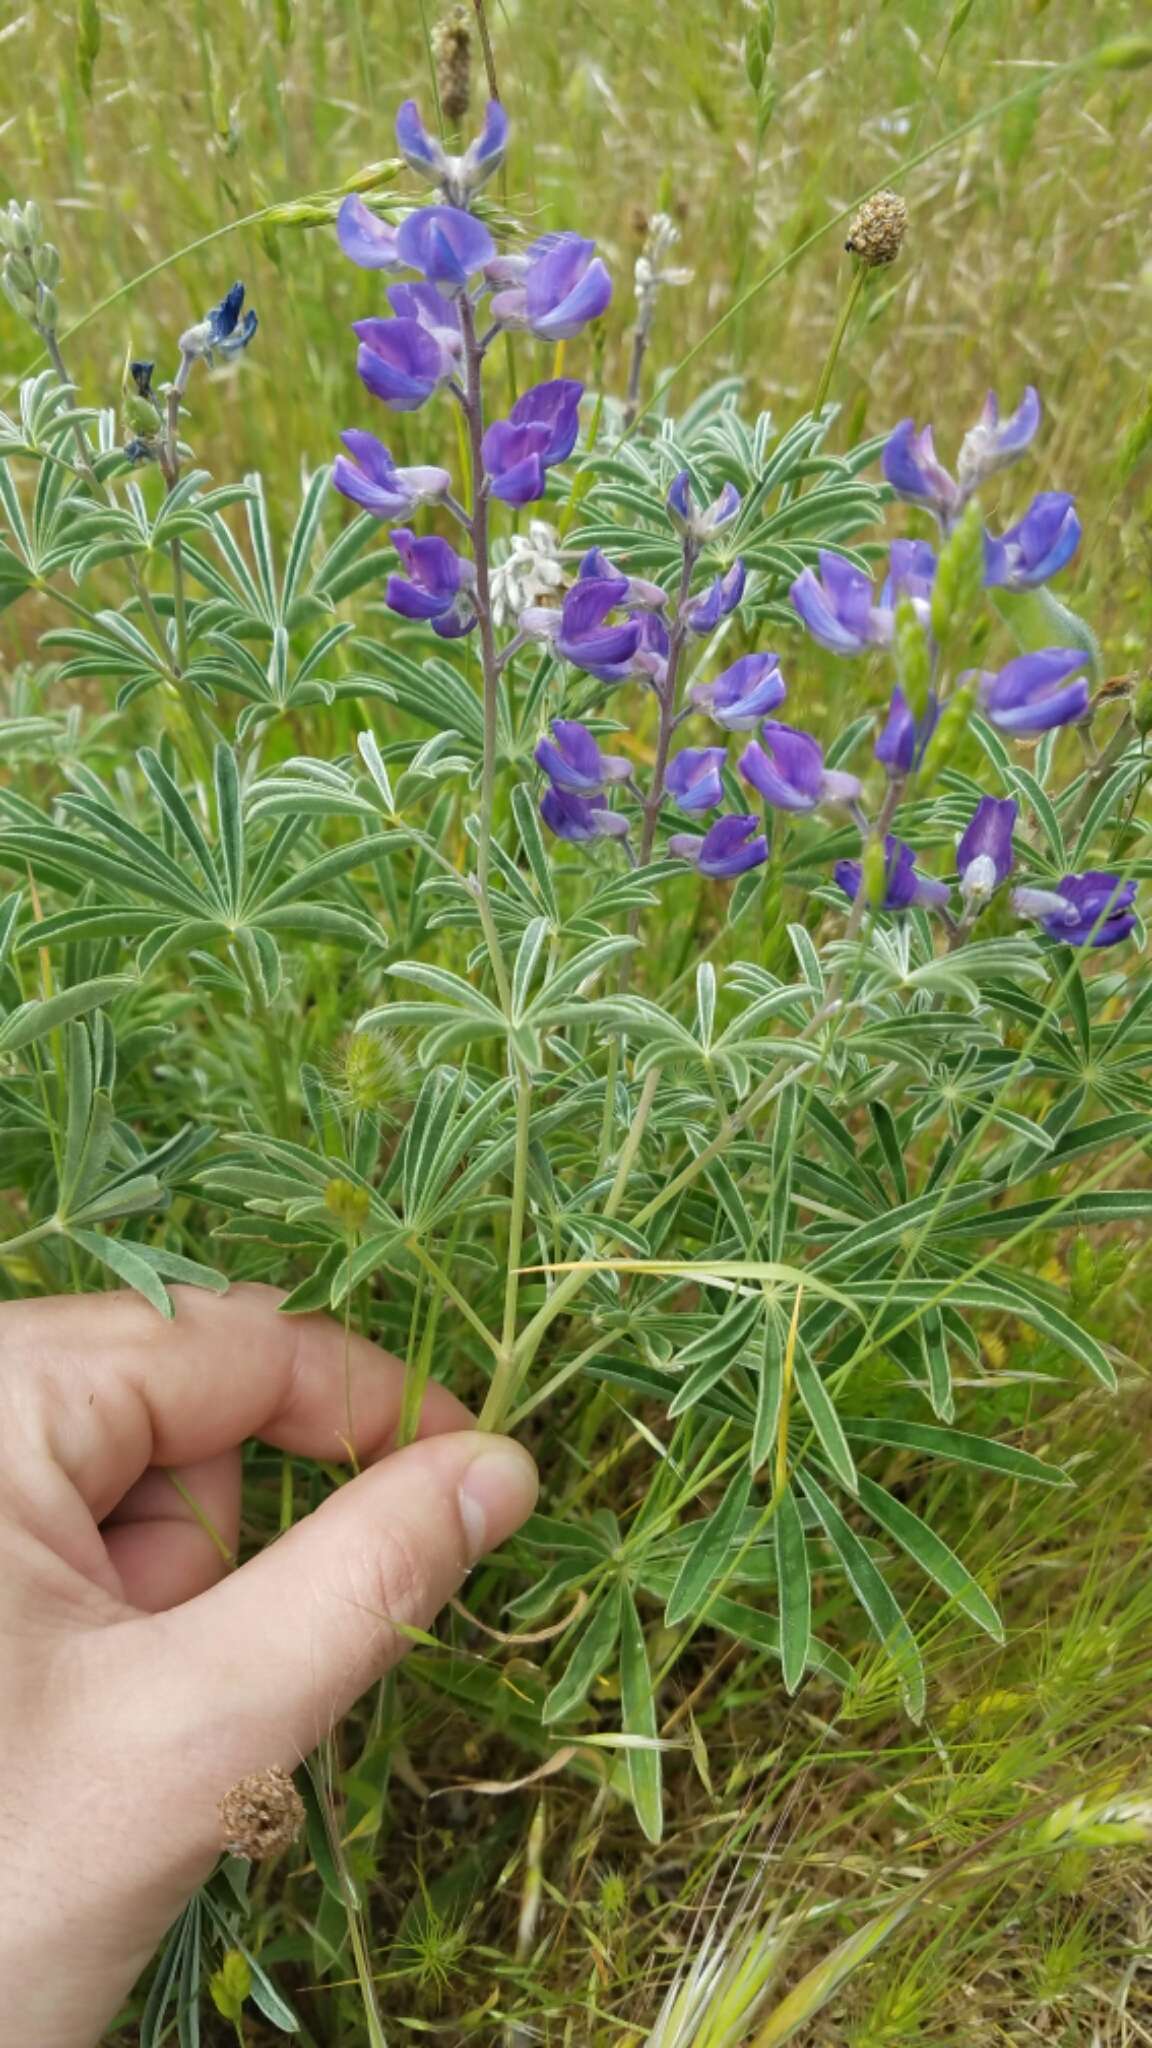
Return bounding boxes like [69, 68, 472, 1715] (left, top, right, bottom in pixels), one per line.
[810, 263, 866, 424]
[456, 296, 510, 1011]
[500, 1062, 533, 1358]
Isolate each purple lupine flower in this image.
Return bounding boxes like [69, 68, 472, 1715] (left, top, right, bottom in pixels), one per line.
[739, 723, 862, 813]
[882, 420, 962, 524]
[535, 718, 630, 794]
[667, 471, 742, 540]
[957, 796, 1017, 905]
[957, 387, 1042, 494]
[387, 527, 476, 638]
[395, 98, 508, 207]
[1012, 871, 1137, 948]
[665, 747, 728, 813]
[979, 649, 1090, 736]
[691, 652, 787, 730]
[790, 550, 898, 655]
[668, 814, 768, 879]
[632, 607, 671, 686]
[540, 787, 630, 843]
[576, 547, 668, 610]
[489, 232, 612, 339]
[482, 379, 583, 505]
[354, 317, 453, 411]
[337, 194, 403, 270]
[178, 281, 258, 362]
[874, 686, 939, 776]
[521, 577, 642, 682]
[387, 280, 463, 354]
[835, 836, 952, 912]
[332, 431, 450, 519]
[984, 492, 1081, 591]
[684, 559, 746, 634]
[883, 389, 1041, 526]
[880, 538, 938, 609]
[395, 205, 495, 292]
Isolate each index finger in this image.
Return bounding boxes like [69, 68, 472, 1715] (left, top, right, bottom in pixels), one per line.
[0, 1283, 471, 1521]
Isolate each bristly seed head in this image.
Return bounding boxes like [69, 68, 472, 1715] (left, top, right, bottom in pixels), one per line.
[845, 190, 908, 267]
[218, 1767, 305, 1860]
[333, 1027, 409, 1114]
[432, 5, 473, 126]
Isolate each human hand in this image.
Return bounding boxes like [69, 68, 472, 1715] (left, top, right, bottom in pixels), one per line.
[0, 1283, 538, 2047]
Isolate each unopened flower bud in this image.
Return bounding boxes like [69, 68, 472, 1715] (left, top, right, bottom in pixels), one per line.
[1, 268, 38, 323]
[20, 200, 43, 247]
[917, 678, 979, 787]
[861, 835, 890, 908]
[894, 597, 932, 719]
[36, 287, 59, 332]
[32, 242, 61, 286]
[930, 497, 986, 646]
[5, 250, 36, 294]
[845, 190, 908, 268]
[432, 4, 472, 125]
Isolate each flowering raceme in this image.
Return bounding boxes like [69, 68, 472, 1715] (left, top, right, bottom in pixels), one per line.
[326, 88, 1136, 967]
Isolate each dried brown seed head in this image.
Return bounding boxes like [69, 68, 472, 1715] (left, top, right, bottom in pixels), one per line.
[433, 6, 472, 126]
[844, 190, 908, 268]
[218, 1767, 305, 1860]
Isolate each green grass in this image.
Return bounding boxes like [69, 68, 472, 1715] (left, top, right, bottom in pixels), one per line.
[4, 0, 1152, 2040]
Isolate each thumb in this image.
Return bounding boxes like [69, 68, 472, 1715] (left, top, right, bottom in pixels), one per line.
[135, 1430, 537, 1797]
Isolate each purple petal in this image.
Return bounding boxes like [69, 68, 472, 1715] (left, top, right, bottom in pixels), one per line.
[957, 795, 1017, 890]
[395, 100, 445, 175]
[536, 718, 606, 793]
[337, 194, 402, 270]
[665, 746, 728, 812]
[396, 205, 495, 290]
[386, 574, 449, 621]
[354, 317, 446, 410]
[696, 652, 786, 730]
[695, 814, 768, 879]
[983, 649, 1090, 734]
[739, 722, 826, 810]
[508, 377, 583, 463]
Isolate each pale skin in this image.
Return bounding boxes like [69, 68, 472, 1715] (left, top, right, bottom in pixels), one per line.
[0, 1283, 539, 2048]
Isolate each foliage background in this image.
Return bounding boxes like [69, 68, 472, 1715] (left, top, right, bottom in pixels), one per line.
[2, 0, 1152, 2041]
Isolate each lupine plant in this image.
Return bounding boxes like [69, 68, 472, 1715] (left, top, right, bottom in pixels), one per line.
[1, 84, 1151, 2015]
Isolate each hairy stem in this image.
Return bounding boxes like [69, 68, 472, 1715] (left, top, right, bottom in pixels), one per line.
[456, 294, 510, 1010]
[639, 542, 697, 865]
[810, 263, 866, 425]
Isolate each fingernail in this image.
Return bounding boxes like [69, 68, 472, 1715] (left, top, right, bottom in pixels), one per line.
[458, 1436, 539, 1563]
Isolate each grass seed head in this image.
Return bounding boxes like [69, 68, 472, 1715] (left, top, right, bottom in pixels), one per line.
[433, 5, 473, 125]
